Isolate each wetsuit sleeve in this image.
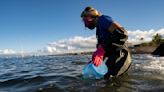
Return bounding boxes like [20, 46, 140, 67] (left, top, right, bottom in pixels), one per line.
[96, 15, 113, 48]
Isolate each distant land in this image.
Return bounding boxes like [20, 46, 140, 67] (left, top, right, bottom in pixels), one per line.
[57, 46, 157, 56]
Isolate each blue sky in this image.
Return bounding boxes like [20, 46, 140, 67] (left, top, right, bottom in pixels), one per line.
[0, 0, 164, 53]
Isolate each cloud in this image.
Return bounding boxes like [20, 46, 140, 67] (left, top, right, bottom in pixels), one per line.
[0, 49, 16, 54]
[1, 28, 163, 55]
[39, 28, 164, 54]
[128, 28, 164, 45]
[39, 36, 97, 54]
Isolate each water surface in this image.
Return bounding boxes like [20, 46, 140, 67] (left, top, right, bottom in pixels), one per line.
[0, 54, 164, 92]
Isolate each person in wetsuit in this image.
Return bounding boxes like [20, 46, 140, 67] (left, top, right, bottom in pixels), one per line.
[81, 6, 132, 79]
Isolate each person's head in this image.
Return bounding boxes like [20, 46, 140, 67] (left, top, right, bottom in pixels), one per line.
[81, 6, 101, 30]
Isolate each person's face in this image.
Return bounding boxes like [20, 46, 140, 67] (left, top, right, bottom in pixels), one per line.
[83, 16, 96, 30]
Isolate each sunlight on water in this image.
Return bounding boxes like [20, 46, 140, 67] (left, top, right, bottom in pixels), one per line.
[133, 55, 164, 74]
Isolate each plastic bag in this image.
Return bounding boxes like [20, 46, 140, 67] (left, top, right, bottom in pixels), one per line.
[82, 60, 108, 79]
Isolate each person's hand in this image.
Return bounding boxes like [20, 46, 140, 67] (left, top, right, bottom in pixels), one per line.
[92, 45, 105, 67]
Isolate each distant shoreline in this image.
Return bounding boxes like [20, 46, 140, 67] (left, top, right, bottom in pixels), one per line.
[0, 46, 158, 56]
[51, 46, 157, 56]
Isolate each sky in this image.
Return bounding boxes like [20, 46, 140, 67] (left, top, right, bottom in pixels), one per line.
[0, 0, 164, 54]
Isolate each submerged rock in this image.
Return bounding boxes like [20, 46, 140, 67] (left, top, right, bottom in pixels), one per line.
[152, 42, 164, 56]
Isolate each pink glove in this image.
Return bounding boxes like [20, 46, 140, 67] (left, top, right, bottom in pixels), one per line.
[92, 45, 105, 67]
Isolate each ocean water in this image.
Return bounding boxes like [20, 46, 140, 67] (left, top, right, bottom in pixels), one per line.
[0, 54, 164, 92]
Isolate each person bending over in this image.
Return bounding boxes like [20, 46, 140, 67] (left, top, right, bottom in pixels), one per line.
[81, 6, 132, 79]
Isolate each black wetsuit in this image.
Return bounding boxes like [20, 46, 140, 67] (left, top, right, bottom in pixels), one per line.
[96, 15, 132, 78]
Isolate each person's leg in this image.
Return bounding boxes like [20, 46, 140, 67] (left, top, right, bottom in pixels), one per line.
[104, 51, 118, 78]
[112, 49, 132, 76]
[104, 49, 132, 79]
[104, 56, 115, 79]
[114, 50, 132, 76]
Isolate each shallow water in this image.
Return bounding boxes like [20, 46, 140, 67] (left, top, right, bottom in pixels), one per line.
[0, 54, 164, 92]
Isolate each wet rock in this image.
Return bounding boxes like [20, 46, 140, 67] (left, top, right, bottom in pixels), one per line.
[152, 42, 164, 56]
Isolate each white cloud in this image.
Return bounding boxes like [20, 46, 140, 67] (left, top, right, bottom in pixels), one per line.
[39, 28, 164, 54]
[128, 28, 164, 45]
[1, 29, 163, 55]
[40, 35, 97, 54]
[0, 49, 16, 54]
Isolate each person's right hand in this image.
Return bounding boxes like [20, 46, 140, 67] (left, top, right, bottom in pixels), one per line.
[92, 45, 105, 67]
